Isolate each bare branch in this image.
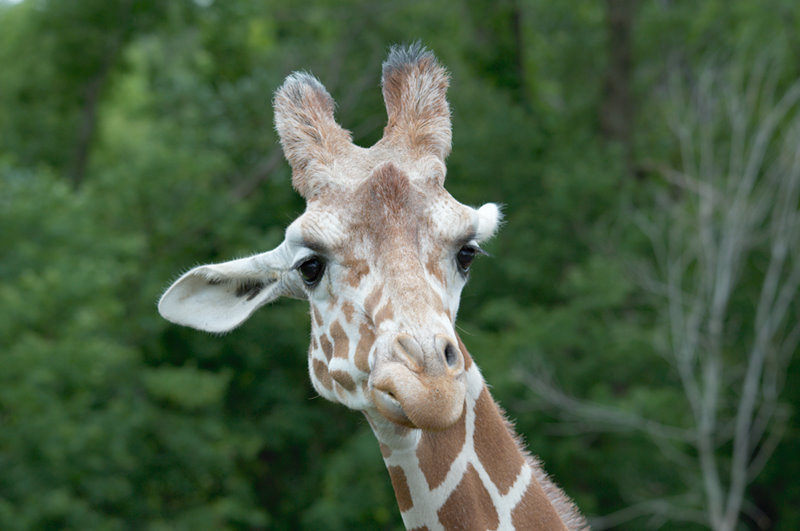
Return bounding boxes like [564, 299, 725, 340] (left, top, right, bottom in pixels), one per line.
[525, 61, 800, 531]
[232, 149, 284, 199]
[589, 494, 707, 530]
[521, 371, 694, 443]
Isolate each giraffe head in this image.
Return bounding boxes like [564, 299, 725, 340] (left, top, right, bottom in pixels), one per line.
[159, 44, 501, 431]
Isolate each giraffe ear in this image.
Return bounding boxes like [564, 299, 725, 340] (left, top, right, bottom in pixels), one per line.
[381, 42, 452, 163]
[158, 243, 306, 333]
[274, 72, 353, 199]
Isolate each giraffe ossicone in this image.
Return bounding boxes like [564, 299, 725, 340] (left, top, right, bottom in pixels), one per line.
[159, 43, 587, 530]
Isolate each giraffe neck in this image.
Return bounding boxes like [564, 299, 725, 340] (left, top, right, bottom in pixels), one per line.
[366, 346, 583, 530]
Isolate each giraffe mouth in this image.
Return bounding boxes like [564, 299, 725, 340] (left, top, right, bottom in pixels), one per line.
[372, 388, 415, 428]
[370, 367, 466, 431]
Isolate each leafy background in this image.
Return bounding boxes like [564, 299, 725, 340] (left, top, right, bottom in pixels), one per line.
[1, 1, 798, 529]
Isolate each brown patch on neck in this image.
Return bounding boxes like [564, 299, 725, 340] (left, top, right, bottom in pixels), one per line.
[473, 387, 525, 495]
[387, 466, 414, 512]
[354, 323, 375, 372]
[416, 406, 467, 490]
[512, 479, 569, 530]
[437, 464, 499, 530]
[330, 320, 349, 359]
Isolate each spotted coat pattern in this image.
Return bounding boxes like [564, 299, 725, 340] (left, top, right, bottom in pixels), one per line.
[159, 43, 587, 530]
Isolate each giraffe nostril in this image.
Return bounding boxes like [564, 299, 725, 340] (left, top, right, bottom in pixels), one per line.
[435, 335, 463, 372]
[444, 343, 458, 368]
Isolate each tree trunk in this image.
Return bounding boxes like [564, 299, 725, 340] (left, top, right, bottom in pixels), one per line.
[69, 0, 132, 188]
[600, 0, 636, 175]
[71, 65, 110, 188]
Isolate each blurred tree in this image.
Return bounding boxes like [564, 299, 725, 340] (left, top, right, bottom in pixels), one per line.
[600, 0, 637, 173]
[0, 0, 183, 186]
[0, 166, 267, 528]
[525, 61, 800, 530]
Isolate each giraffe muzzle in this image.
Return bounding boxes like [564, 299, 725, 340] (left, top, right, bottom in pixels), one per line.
[370, 333, 466, 430]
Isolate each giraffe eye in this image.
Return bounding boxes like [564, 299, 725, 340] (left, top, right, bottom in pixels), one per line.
[456, 245, 478, 274]
[298, 256, 325, 287]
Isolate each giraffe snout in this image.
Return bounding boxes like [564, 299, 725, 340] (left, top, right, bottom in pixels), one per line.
[371, 332, 466, 430]
[392, 333, 464, 376]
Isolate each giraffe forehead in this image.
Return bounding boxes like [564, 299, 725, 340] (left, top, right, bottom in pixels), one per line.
[299, 163, 473, 254]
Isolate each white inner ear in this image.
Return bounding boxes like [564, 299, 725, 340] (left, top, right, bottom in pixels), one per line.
[159, 270, 279, 333]
[474, 203, 502, 242]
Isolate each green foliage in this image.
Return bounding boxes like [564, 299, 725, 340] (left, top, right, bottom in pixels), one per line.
[302, 427, 402, 531]
[0, 166, 265, 529]
[1, 0, 798, 529]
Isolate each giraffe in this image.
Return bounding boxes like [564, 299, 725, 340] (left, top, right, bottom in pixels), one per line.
[158, 43, 587, 530]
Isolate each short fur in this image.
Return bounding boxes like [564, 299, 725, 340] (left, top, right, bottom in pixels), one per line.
[381, 42, 453, 166]
[273, 72, 353, 198]
[159, 43, 587, 530]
